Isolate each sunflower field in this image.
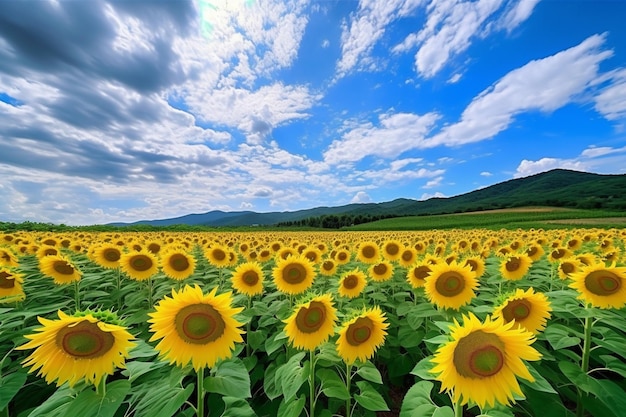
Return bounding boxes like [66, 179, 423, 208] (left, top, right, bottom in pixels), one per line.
[1, 228, 625, 417]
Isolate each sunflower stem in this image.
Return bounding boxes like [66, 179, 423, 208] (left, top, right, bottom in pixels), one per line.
[576, 311, 593, 417]
[246, 296, 252, 357]
[116, 267, 122, 310]
[454, 394, 463, 417]
[345, 363, 352, 417]
[74, 280, 80, 311]
[147, 277, 153, 309]
[197, 367, 206, 417]
[309, 349, 316, 417]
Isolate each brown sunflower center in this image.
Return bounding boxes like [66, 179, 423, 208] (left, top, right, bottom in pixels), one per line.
[584, 270, 622, 296]
[212, 249, 226, 261]
[401, 250, 414, 262]
[373, 263, 388, 275]
[435, 271, 465, 297]
[361, 245, 377, 259]
[560, 262, 576, 274]
[169, 254, 190, 272]
[295, 301, 326, 333]
[551, 249, 566, 260]
[148, 243, 161, 254]
[505, 257, 521, 272]
[103, 248, 121, 262]
[346, 317, 373, 346]
[337, 252, 348, 262]
[130, 255, 153, 271]
[175, 304, 225, 344]
[526, 246, 538, 257]
[453, 330, 505, 379]
[501, 299, 531, 322]
[465, 259, 479, 272]
[242, 270, 259, 286]
[53, 260, 75, 275]
[343, 274, 359, 289]
[0, 271, 15, 288]
[322, 261, 335, 272]
[43, 248, 58, 256]
[282, 263, 307, 285]
[56, 320, 114, 359]
[385, 243, 400, 256]
[413, 265, 431, 281]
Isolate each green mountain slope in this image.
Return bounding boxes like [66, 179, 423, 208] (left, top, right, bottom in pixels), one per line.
[109, 169, 626, 227]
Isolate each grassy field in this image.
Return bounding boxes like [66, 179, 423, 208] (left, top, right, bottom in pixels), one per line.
[347, 207, 626, 231]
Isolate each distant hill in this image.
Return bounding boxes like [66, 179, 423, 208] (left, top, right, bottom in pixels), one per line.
[108, 169, 626, 227]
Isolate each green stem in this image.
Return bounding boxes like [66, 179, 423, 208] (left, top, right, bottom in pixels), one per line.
[345, 363, 352, 417]
[454, 394, 463, 417]
[246, 296, 252, 357]
[576, 312, 593, 417]
[197, 367, 205, 417]
[116, 267, 122, 310]
[309, 349, 316, 417]
[74, 280, 80, 311]
[147, 277, 153, 309]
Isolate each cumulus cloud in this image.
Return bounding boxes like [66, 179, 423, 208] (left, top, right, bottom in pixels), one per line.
[420, 191, 446, 200]
[351, 191, 372, 203]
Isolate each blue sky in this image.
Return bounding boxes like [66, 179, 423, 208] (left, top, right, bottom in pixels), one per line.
[1, 0, 625, 226]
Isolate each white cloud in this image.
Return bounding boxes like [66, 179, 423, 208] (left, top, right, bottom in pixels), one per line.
[335, 0, 423, 80]
[323, 111, 440, 164]
[351, 191, 372, 203]
[447, 73, 462, 83]
[514, 145, 626, 178]
[321, 39, 330, 48]
[423, 176, 444, 188]
[594, 68, 626, 121]
[420, 191, 446, 200]
[496, 0, 541, 33]
[424, 34, 613, 148]
[480, 171, 493, 176]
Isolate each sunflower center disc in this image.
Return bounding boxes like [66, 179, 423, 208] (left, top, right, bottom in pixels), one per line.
[343, 275, 358, 289]
[386, 244, 399, 255]
[402, 251, 413, 262]
[322, 261, 334, 272]
[453, 330, 504, 379]
[561, 262, 575, 274]
[585, 270, 622, 296]
[44, 248, 57, 256]
[170, 254, 190, 271]
[413, 266, 431, 281]
[361, 246, 376, 259]
[551, 249, 566, 259]
[0, 271, 15, 289]
[283, 263, 306, 284]
[56, 320, 114, 359]
[104, 249, 121, 262]
[337, 252, 348, 261]
[212, 249, 226, 261]
[373, 264, 388, 275]
[347, 317, 373, 346]
[435, 271, 465, 297]
[295, 302, 326, 333]
[176, 304, 225, 344]
[243, 271, 259, 286]
[465, 260, 478, 271]
[505, 258, 521, 272]
[53, 261, 75, 275]
[527, 247, 538, 257]
[148, 243, 160, 254]
[502, 299, 531, 321]
[130, 255, 152, 271]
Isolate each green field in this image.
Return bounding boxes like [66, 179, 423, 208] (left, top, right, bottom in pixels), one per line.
[347, 208, 626, 231]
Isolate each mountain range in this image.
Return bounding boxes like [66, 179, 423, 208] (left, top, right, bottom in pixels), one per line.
[108, 169, 626, 227]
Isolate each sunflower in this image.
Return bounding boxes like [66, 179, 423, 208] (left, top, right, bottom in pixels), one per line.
[284, 293, 337, 351]
[557, 257, 581, 280]
[356, 241, 380, 264]
[499, 254, 533, 281]
[424, 261, 478, 310]
[463, 256, 486, 279]
[493, 288, 552, 335]
[120, 250, 159, 281]
[17, 310, 135, 387]
[302, 247, 323, 264]
[276, 247, 298, 260]
[205, 244, 232, 268]
[430, 313, 541, 408]
[231, 261, 264, 296]
[0, 268, 25, 303]
[272, 255, 316, 295]
[548, 247, 572, 263]
[334, 248, 352, 265]
[39, 254, 82, 285]
[319, 258, 338, 276]
[338, 269, 368, 298]
[0, 248, 19, 267]
[91, 244, 123, 269]
[569, 262, 626, 309]
[406, 262, 431, 289]
[36, 245, 59, 258]
[336, 307, 389, 365]
[398, 247, 418, 267]
[381, 239, 403, 262]
[148, 285, 244, 370]
[161, 249, 196, 281]
[525, 243, 545, 262]
[369, 260, 394, 282]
